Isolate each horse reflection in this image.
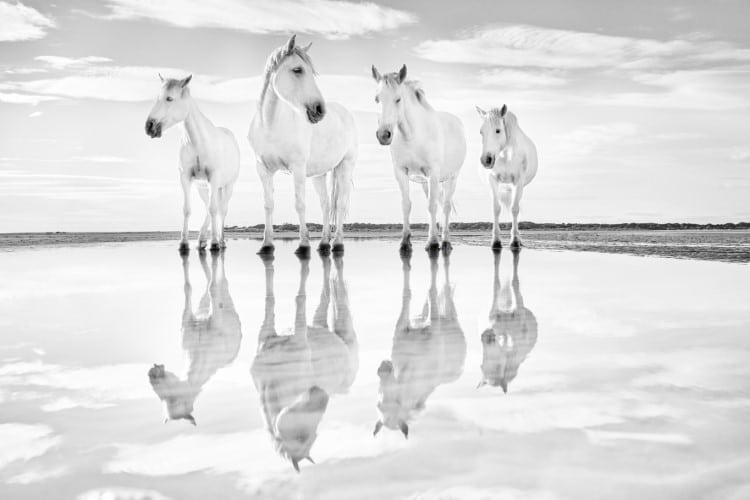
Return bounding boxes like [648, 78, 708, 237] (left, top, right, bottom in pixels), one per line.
[251, 255, 357, 472]
[479, 250, 538, 392]
[375, 255, 466, 438]
[148, 252, 242, 424]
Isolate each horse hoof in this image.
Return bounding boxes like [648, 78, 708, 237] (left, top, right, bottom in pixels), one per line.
[441, 241, 453, 254]
[178, 242, 189, 255]
[318, 242, 331, 256]
[510, 239, 522, 251]
[257, 244, 275, 256]
[295, 245, 311, 259]
[399, 243, 412, 256]
[332, 243, 344, 255]
[198, 240, 208, 250]
[491, 240, 503, 252]
[209, 242, 221, 253]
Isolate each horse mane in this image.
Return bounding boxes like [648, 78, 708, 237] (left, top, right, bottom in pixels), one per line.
[259, 45, 317, 108]
[382, 74, 433, 110]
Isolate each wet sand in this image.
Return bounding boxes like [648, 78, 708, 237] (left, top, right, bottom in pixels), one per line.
[3, 229, 749, 263]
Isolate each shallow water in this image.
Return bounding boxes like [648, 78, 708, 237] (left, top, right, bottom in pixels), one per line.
[1, 240, 749, 500]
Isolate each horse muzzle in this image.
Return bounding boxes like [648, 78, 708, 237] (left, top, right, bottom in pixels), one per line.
[376, 128, 392, 146]
[145, 118, 162, 138]
[481, 153, 494, 169]
[305, 101, 326, 124]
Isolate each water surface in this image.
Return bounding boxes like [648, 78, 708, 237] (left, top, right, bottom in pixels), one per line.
[1, 240, 749, 499]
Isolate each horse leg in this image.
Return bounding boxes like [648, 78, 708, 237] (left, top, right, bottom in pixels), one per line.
[425, 171, 441, 254]
[489, 177, 502, 251]
[197, 185, 210, 251]
[292, 166, 310, 257]
[395, 168, 412, 254]
[257, 161, 275, 254]
[510, 183, 524, 250]
[332, 156, 354, 254]
[312, 175, 331, 255]
[219, 182, 234, 249]
[208, 183, 221, 253]
[179, 175, 192, 254]
[441, 177, 457, 254]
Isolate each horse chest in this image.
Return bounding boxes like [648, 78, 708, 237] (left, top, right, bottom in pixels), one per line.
[190, 158, 212, 181]
[493, 153, 524, 184]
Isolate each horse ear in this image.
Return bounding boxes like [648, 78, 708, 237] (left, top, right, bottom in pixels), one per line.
[301, 41, 312, 53]
[475, 106, 488, 118]
[399, 421, 409, 439]
[291, 458, 301, 473]
[185, 414, 196, 425]
[476, 379, 488, 389]
[373, 420, 383, 436]
[158, 73, 164, 82]
[180, 75, 192, 88]
[286, 34, 297, 54]
[305, 455, 315, 464]
[397, 64, 407, 84]
[500, 380, 508, 394]
[500, 104, 507, 117]
[371, 65, 382, 82]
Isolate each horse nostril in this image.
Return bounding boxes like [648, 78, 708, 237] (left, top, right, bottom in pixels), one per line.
[483, 155, 493, 166]
[384, 130, 391, 140]
[315, 102, 324, 116]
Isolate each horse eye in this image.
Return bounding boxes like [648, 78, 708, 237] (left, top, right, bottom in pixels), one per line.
[166, 96, 173, 102]
[375, 96, 379, 103]
[395, 98, 401, 104]
[292, 67, 303, 74]
[495, 129, 501, 134]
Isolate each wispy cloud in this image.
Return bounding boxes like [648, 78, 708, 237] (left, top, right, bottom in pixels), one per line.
[3, 55, 377, 110]
[414, 24, 750, 70]
[478, 68, 567, 87]
[97, 0, 417, 39]
[0, 1, 55, 42]
[35, 55, 113, 69]
[549, 123, 638, 163]
[0, 91, 59, 105]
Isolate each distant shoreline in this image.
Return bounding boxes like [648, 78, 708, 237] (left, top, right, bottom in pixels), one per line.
[2, 226, 749, 264]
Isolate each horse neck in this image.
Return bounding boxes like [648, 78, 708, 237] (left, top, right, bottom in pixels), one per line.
[397, 94, 430, 141]
[182, 98, 215, 152]
[260, 83, 303, 130]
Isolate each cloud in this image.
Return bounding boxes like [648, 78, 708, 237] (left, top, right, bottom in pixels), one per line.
[35, 55, 113, 69]
[77, 488, 173, 500]
[478, 68, 567, 87]
[549, 123, 638, 162]
[28, 111, 43, 118]
[587, 68, 750, 110]
[0, 1, 55, 42]
[0, 91, 59, 105]
[0, 423, 60, 469]
[97, 0, 417, 39]
[3, 55, 378, 111]
[414, 24, 750, 70]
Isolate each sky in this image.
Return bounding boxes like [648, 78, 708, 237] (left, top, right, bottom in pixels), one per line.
[0, 0, 748, 232]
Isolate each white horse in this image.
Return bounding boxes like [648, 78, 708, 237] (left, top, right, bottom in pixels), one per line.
[248, 35, 358, 256]
[371, 65, 467, 254]
[374, 255, 466, 438]
[478, 250, 538, 393]
[146, 75, 240, 253]
[251, 254, 358, 472]
[476, 105, 538, 250]
[148, 252, 242, 424]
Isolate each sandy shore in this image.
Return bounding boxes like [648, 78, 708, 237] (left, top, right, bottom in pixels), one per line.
[2, 229, 748, 264]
